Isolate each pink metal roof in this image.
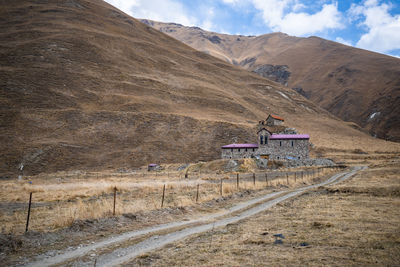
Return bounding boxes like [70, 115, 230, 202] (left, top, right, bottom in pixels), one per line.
[270, 134, 309, 139]
[221, 143, 259, 149]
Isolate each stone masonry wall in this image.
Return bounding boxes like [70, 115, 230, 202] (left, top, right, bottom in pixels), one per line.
[221, 147, 257, 159]
[256, 139, 309, 160]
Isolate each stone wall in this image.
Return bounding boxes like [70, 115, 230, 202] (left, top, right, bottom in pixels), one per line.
[221, 147, 257, 159]
[266, 117, 283, 126]
[256, 139, 309, 160]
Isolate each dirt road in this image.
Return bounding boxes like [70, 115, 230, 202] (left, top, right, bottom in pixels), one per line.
[25, 166, 365, 267]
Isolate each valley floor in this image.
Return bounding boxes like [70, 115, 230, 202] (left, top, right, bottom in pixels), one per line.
[129, 156, 400, 266]
[0, 151, 399, 266]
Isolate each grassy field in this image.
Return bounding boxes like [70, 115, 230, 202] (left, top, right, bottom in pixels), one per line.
[128, 154, 400, 266]
[0, 161, 338, 234]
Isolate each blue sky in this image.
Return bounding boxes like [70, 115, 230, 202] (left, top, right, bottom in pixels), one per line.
[105, 0, 400, 57]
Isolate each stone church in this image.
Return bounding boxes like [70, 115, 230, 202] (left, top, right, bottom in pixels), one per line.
[221, 115, 309, 160]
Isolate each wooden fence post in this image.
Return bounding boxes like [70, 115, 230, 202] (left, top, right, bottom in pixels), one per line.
[236, 173, 239, 189]
[220, 178, 223, 196]
[253, 173, 256, 186]
[113, 187, 117, 216]
[161, 184, 166, 208]
[265, 173, 268, 187]
[286, 173, 289, 185]
[25, 192, 32, 232]
[294, 172, 297, 182]
[196, 184, 199, 203]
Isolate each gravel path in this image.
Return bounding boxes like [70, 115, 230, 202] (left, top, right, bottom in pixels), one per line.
[24, 166, 365, 267]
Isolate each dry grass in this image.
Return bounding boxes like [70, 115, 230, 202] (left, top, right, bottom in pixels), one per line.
[0, 166, 338, 234]
[128, 156, 400, 266]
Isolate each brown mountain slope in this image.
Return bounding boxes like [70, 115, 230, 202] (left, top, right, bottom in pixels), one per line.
[143, 20, 400, 142]
[1, 0, 398, 176]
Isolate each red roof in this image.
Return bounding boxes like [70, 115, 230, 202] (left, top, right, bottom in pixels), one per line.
[268, 114, 284, 121]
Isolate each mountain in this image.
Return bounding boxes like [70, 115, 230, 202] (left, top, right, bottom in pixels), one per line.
[1, 0, 397, 176]
[142, 20, 400, 142]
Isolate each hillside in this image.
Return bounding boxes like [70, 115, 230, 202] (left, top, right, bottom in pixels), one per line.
[1, 0, 398, 177]
[142, 20, 400, 142]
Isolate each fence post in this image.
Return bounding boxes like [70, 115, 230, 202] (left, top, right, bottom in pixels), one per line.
[161, 184, 166, 208]
[236, 173, 239, 189]
[265, 173, 268, 187]
[25, 192, 33, 232]
[113, 187, 117, 216]
[286, 173, 289, 185]
[253, 173, 256, 186]
[294, 172, 297, 182]
[220, 178, 223, 196]
[196, 184, 199, 203]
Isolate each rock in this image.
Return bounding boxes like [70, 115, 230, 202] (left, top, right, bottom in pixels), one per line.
[255, 157, 268, 169]
[253, 64, 291, 86]
[225, 160, 239, 171]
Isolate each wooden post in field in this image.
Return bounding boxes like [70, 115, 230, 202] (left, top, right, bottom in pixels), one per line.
[196, 184, 199, 203]
[301, 171, 304, 181]
[286, 173, 289, 185]
[253, 173, 256, 186]
[265, 173, 268, 187]
[113, 187, 117, 216]
[161, 184, 166, 208]
[220, 178, 223, 196]
[25, 192, 32, 232]
[294, 172, 297, 182]
[236, 173, 239, 189]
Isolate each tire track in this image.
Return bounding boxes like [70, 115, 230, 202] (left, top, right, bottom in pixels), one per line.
[25, 166, 365, 267]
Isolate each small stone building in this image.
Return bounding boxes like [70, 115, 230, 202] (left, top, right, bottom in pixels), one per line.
[266, 114, 284, 126]
[221, 143, 258, 159]
[148, 163, 160, 171]
[221, 115, 309, 160]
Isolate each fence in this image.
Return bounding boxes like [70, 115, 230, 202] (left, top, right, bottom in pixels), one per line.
[14, 166, 343, 233]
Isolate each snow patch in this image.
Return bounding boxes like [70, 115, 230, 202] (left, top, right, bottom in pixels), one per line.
[368, 112, 380, 120]
[278, 92, 289, 100]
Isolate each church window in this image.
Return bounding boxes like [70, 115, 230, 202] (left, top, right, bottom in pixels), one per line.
[260, 135, 263, 144]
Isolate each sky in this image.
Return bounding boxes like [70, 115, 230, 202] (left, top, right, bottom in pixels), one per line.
[105, 0, 400, 57]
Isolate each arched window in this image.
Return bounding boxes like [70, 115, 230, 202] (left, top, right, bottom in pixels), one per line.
[291, 141, 294, 147]
[260, 135, 264, 145]
[264, 136, 268, 145]
[279, 141, 282, 147]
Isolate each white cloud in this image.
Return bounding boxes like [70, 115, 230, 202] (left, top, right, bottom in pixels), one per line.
[349, 0, 400, 54]
[249, 0, 344, 36]
[105, 0, 197, 26]
[335, 37, 352, 46]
